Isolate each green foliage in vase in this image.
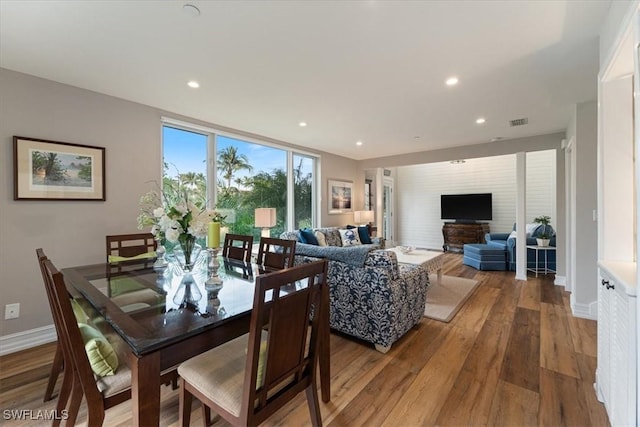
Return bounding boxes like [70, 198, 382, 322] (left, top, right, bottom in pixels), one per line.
[533, 215, 552, 239]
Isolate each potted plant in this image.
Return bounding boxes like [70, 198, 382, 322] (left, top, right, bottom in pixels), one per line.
[533, 215, 552, 246]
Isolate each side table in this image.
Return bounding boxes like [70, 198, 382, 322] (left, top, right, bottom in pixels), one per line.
[525, 245, 556, 277]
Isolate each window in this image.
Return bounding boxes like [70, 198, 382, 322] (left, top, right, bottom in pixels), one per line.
[293, 154, 315, 229]
[162, 121, 318, 239]
[216, 135, 287, 240]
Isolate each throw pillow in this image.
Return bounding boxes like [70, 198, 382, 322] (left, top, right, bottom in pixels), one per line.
[298, 228, 319, 245]
[314, 230, 327, 246]
[324, 229, 343, 246]
[357, 226, 372, 244]
[339, 228, 361, 246]
[78, 323, 119, 377]
[525, 223, 540, 237]
[71, 299, 90, 324]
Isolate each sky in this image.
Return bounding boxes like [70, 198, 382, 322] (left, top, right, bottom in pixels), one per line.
[163, 126, 287, 180]
[162, 126, 312, 182]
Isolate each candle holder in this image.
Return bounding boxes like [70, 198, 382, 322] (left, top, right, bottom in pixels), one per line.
[153, 240, 168, 270]
[205, 247, 223, 290]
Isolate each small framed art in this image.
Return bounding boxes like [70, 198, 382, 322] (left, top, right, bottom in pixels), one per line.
[328, 179, 353, 214]
[13, 136, 106, 201]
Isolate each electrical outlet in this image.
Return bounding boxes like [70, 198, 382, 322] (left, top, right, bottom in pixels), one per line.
[4, 303, 19, 320]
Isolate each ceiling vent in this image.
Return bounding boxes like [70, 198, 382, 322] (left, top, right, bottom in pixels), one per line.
[509, 118, 529, 127]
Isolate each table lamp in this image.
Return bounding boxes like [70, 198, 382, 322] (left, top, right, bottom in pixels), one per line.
[354, 210, 375, 237]
[354, 210, 374, 226]
[255, 208, 276, 237]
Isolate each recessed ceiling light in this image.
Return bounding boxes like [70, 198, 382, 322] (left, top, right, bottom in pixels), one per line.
[491, 137, 504, 142]
[413, 136, 420, 139]
[187, 80, 200, 88]
[445, 77, 459, 86]
[476, 117, 486, 124]
[356, 141, 363, 146]
[450, 159, 466, 164]
[183, 4, 201, 17]
[299, 122, 307, 127]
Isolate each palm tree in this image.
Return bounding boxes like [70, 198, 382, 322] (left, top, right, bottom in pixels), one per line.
[217, 146, 253, 189]
[180, 172, 204, 189]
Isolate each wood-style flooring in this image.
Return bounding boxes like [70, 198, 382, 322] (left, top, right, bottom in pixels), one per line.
[0, 252, 609, 426]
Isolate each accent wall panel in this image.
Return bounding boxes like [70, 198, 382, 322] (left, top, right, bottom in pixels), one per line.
[396, 151, 556, 250]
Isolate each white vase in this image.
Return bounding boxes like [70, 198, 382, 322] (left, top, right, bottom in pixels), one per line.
[536, 238, 550, 247]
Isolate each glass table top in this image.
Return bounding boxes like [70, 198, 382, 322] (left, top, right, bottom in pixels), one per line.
[62, 255, 270, 355]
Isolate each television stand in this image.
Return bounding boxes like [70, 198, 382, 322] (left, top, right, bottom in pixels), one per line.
[442, 222, 490, 252]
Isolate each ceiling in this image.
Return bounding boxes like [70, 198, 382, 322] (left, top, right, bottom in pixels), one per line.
[0, 1, 611, 160]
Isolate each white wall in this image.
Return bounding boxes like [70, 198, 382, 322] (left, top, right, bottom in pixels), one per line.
[0, 68, 358, 343]
[567, 100, 599, 313]
[396, 151, 556, 249]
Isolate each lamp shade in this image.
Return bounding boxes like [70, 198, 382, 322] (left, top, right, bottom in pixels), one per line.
[255, 208, 277, 228]
[354, 210, 374, 224]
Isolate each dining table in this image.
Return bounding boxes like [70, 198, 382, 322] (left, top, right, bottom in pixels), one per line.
[61, 254, 330, 426]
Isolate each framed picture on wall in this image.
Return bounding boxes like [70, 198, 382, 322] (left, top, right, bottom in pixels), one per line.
[364, 179, 372, 210]
[13, 136, 106, 201]
[328, 179, 353, 214]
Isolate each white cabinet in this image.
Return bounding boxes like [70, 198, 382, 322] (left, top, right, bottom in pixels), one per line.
[596, 264, 637, 427]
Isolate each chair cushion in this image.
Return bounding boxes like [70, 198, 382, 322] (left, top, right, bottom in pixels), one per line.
[94, 330, 132, 396]
[107, 251, 156, 263]
[111, 288, 160, 308]
[78, 323, 119, 377]
[179, 334, 249, 417]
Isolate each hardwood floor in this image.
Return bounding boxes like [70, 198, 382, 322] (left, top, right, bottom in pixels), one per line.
[0, 253, 609, 426]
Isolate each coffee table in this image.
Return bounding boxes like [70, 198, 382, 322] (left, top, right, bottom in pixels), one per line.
[388, 247, 445, 286]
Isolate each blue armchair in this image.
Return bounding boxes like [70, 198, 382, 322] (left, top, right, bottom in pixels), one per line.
[485, 224, 556, 272]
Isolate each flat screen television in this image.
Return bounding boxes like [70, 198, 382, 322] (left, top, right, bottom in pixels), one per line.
[441, 193, 492, 222]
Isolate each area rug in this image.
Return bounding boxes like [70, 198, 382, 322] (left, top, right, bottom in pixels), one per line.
[424, 274, 480, 322]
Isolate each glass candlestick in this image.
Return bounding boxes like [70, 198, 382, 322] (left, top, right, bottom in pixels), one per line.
[153, 240, 168, 270]
[205, 247, 223, 290]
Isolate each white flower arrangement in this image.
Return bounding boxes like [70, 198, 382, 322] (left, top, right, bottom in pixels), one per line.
[137, 186, 224, 244]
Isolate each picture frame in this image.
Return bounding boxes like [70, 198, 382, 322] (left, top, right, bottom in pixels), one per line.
[13, 136, 106, 201]
[328, 179, 353, 214]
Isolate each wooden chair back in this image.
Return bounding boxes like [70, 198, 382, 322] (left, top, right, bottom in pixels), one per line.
[222, 233, 254, 263]
[36, 248, 74, 424]
[41, 258, 132, 427]
[106, 233, 156, 261]
[242, 259, 328, 425]
[256, 237, 296, 270]
[179, 259, 328, 426]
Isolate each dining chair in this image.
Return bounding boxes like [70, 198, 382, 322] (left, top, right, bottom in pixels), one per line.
[222, 233, 254, 263]
[105, 232, 162, 307]
[40, 255, 178, 426]
[106, 233, 156, 263]
[178, 258, 329, 427]
[37, 249, 74, 419]
[255, 237, 296, 270]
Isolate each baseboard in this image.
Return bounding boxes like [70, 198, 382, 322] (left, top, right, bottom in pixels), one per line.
[554, 275, 566, 287]
[0, 325, 56, 356]
[570, 294, 598, 320]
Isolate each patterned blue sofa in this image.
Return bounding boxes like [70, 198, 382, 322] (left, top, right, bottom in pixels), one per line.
[281, 228, 429, 353]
